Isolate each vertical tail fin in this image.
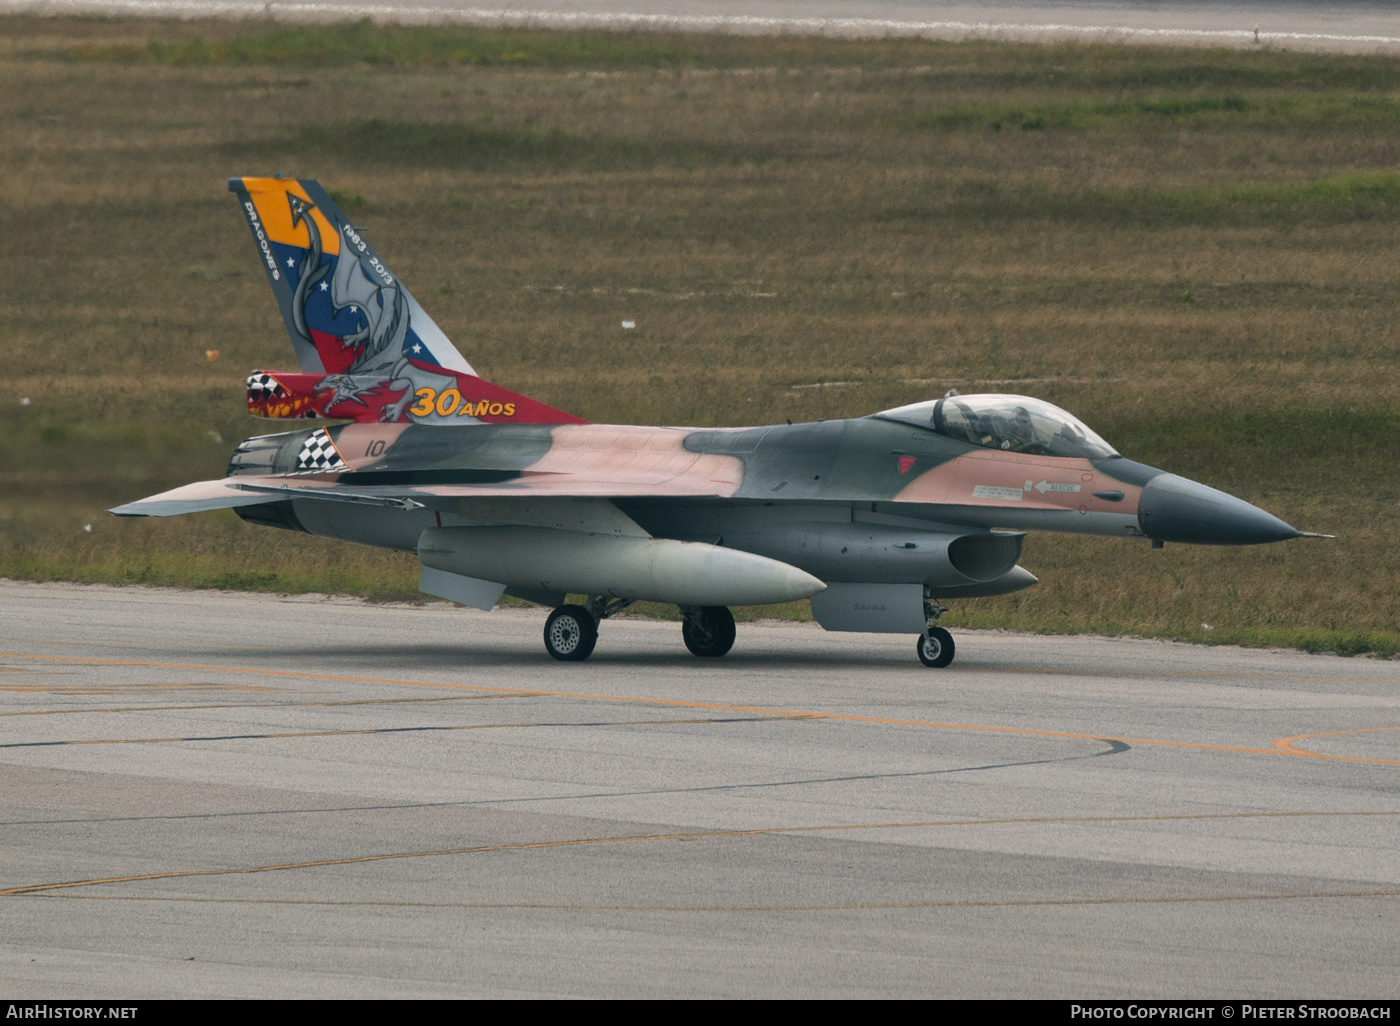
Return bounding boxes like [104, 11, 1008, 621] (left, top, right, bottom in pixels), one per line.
[230, 177, 584, 426]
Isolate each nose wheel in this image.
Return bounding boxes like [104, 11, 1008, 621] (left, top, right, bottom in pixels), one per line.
[917, 626, 955, 668]
[681, 605, 736, 658]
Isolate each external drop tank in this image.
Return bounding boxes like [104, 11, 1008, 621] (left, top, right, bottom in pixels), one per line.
[417, 526, 827, 608]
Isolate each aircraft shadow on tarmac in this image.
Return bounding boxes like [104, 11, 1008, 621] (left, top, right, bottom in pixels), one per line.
[201, 639, 974, 670]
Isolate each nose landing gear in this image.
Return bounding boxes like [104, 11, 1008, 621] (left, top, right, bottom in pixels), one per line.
[917, 591, 955, 667]
[681, 605, 736, 658]
[917, 626, 955, 668]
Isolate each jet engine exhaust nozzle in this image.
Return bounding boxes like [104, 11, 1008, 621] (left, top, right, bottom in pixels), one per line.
[1137, 473, 1302, 546]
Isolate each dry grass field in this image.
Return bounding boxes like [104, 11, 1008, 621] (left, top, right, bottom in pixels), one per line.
[1, 15, 1398, 653]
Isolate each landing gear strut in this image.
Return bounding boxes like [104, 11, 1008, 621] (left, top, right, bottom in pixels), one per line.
[681, 605, 736, 658]
[917, 590, 955, 668]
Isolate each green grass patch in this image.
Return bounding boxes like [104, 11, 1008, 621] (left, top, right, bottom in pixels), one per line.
[246, 118, 721, 171]
[59, 19, 694, 69]
[912, 93, 1254, 132]
[33, 18, 1400, 92]
[326, 187, 367, 210]
[4, 547, 424, 602]
[0, 414, 235, 493]
[1106, 407, 1400, 496]
[883, 171, 1400, 228]
[908, 92, 1400, 133]
[1218, 172, 1400, 217]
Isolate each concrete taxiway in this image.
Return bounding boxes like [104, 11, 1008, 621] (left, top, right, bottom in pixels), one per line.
[6, 1, 1400, 53]
[0, 580, 1397, 997]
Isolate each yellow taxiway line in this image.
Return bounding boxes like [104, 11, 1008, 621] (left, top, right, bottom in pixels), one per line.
[1273, 726, 1400, 763]
[1, 650, 1397, 766]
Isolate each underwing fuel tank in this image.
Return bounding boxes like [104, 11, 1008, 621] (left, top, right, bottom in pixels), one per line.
[417, 526, 826, 607]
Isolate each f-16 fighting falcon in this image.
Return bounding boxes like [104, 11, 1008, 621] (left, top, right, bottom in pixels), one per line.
[111, 178, 1326, 666]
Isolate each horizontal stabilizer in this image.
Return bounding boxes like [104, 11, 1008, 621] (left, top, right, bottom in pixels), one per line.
[110, 477, 440, 517]
[108, 479, 282, 518]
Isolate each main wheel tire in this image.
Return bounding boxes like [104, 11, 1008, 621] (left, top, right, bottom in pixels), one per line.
[682, 605, 736, 658]
[916, 626, 955, 668]
[544, 605, 598, 662]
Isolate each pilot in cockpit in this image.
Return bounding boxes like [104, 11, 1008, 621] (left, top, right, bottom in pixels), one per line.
[1008, 406, 1036, 449]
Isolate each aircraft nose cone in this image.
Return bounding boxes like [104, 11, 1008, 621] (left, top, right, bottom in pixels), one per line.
[1138, 474, 1302, 546]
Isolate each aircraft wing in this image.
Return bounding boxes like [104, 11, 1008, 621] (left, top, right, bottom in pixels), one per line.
[108, 467, 742, 518]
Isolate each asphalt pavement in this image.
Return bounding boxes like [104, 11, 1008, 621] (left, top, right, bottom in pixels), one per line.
[1, 580, 1396, 997]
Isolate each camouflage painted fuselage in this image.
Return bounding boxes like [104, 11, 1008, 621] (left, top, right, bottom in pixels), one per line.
[215, 415, 1232, 601]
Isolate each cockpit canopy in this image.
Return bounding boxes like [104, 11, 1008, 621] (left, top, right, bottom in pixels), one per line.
[875, 394, 1117, 459]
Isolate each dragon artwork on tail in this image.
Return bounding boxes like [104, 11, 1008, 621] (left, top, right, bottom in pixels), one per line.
[286, 194, 456, 422]
[230, 176, 586, 426]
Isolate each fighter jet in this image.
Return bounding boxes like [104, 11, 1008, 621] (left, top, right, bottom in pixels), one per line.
[111, 178, 1324, 666]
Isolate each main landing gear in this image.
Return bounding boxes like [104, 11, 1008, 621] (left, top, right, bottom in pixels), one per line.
[546, 596, 635, 660]
[916, 594, 956, 668]
[542, 594, 952, 666]
[542, 596, 633, 661]
[542, 599, 737, 661]
[543, 605, 597, 662]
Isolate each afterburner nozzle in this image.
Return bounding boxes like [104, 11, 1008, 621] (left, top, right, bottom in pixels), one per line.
[1137, 474, 1303, 546]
